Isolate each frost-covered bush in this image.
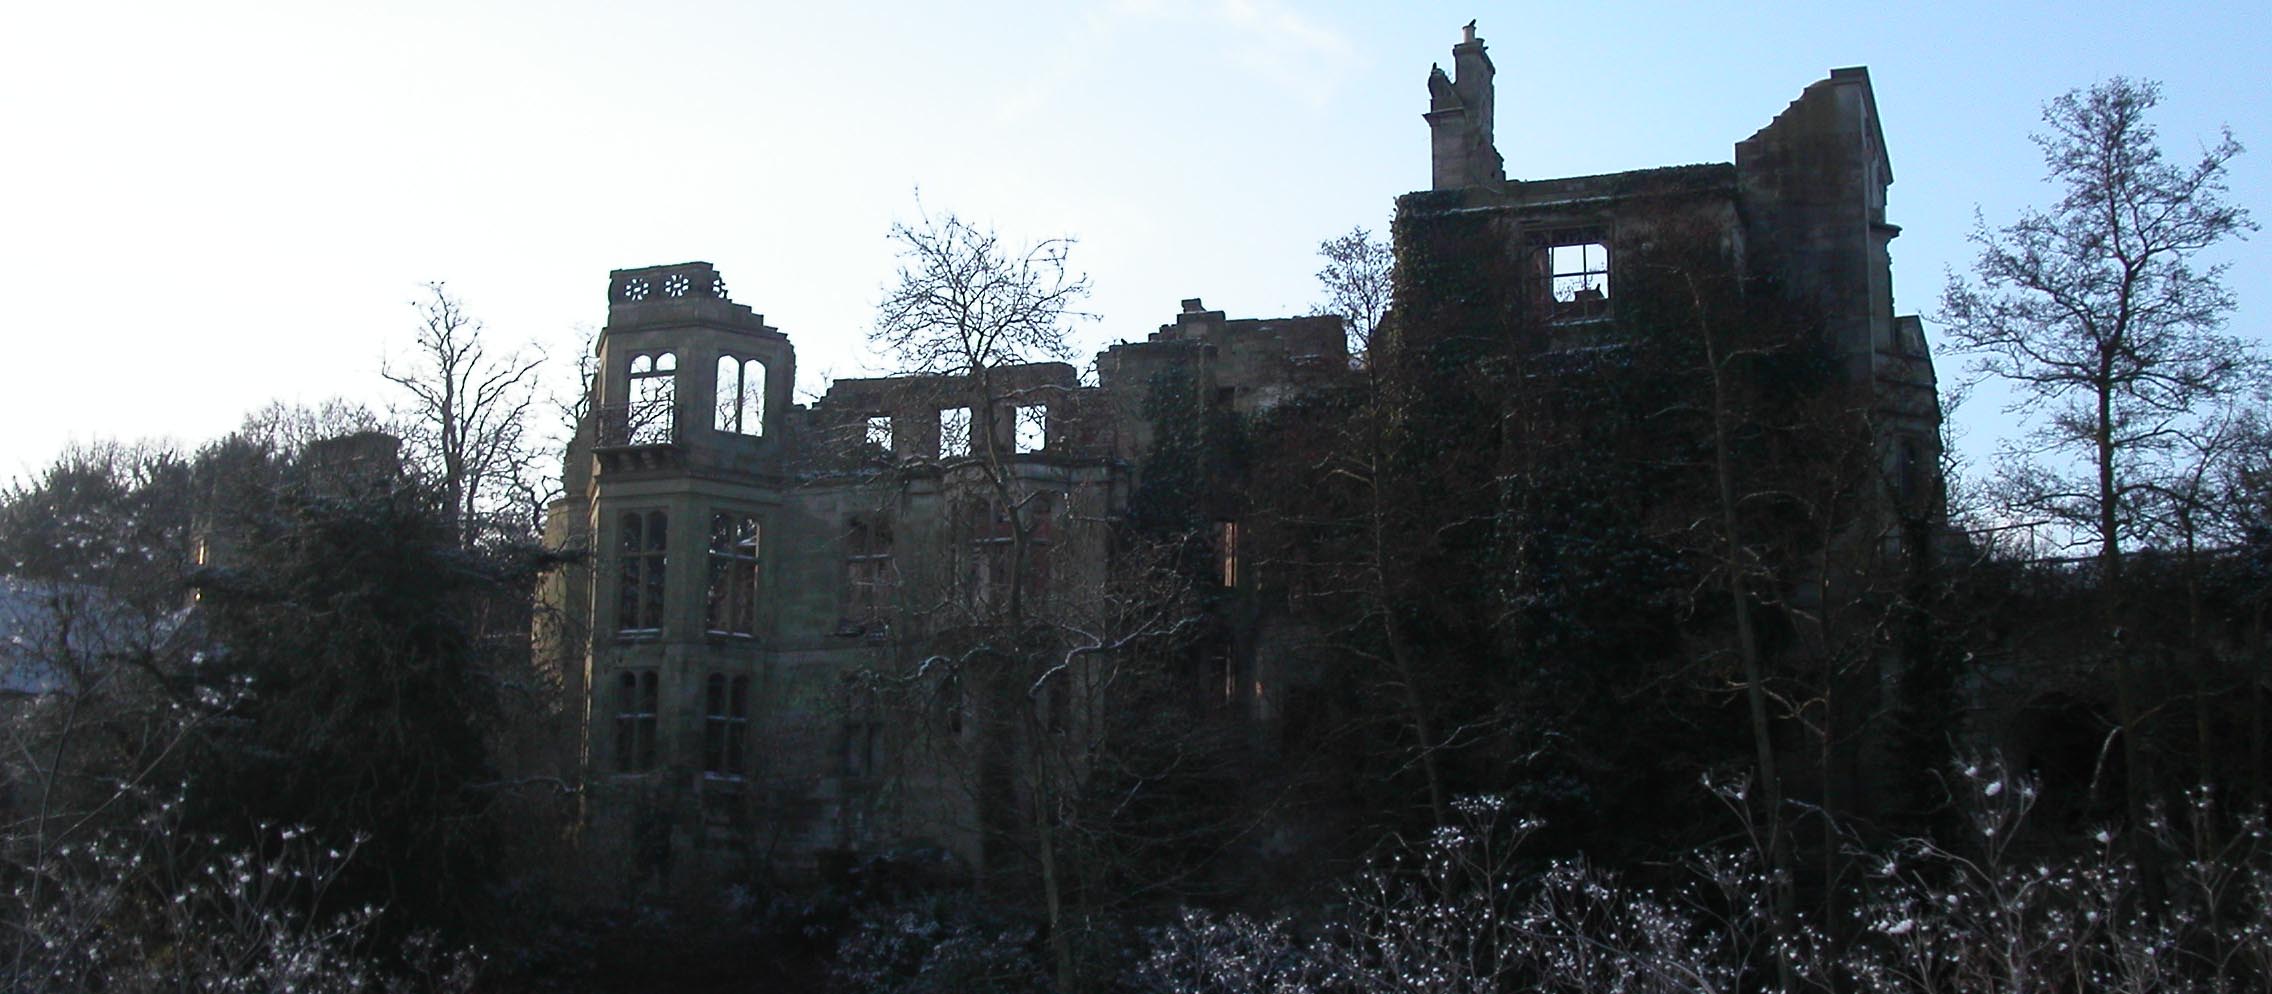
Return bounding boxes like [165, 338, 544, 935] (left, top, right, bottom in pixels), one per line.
[1138, 909, 1322, 994]
[1, 799, 475, 994]
[830, 894, 1051, 994]
[1143, 763, 2272, 994]
[1840, 768, 2272, 994]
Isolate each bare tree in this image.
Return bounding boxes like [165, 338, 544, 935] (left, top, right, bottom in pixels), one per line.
[872, 204, 1097, 988]
[1312, 225, 1394, 363]
[384, 283, 547, 548]
[1941, 78, 2260, 853]
[873, 204, 1091, 378]
[862, 205, 1245, 991]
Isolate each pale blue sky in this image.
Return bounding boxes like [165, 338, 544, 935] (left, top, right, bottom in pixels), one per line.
[1, 1, 2265, 483]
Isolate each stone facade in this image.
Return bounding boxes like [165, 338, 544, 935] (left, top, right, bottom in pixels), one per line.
[1401, 34, 1942, 536]
[1390, 29, 1948, 821]
[539, 261, 1342, 890]
[540, 26, 1948, 892]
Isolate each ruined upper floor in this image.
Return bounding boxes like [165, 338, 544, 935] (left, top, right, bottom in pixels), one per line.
[1406, 27, 1928, 424]
[560, 265, 1350, 502]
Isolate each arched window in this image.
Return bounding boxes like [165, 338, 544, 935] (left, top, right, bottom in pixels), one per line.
[703, 673, 750, 777]
[714, 355, 766, 436]
[617, 510, 667, 633]
[627, 352, 677, 445]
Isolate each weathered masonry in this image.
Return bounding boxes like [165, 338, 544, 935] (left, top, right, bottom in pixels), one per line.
[538, 24, 1946, 892]
[538, 260, 1341, 890]
[1390, 25, 1948, 824]
[1411, 25, 1940, 512]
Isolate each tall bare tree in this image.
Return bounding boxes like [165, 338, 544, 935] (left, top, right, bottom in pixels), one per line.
[872, 203, 1096, 987]
[1941, 77, 2259, 855]
[384, 283, 546, 548]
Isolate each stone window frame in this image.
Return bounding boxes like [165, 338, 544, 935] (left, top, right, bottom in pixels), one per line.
[705, 511, 761, 638]
[939, 407, 973, 460]
[958, 491, 1059, 614]
[1013, 404, 1049, 454]
[864, 414, 893, 456]
[615, 509, 669, 636]
[624, 351, 678, 445]
[713, 354, 767, 437]
[1890, 434, 1932, 509]
[702, 673, 751, 779]
[843, 516, 895, 629]
[613, 669, 660, 772]
[1536, 227, 1613, 323]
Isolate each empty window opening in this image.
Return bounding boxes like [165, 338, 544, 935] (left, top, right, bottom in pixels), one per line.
[714, 355, 766, 436]
[864, 415, 893, 454]
[617, 510, 668, 634]
[845, 518, 895, 625]
[626, 352, 677, 444]
[1015, 404, 1048, 454]
[703, 673, 750, 777]
[1543, 236, 1611, 321]
[964, 500, 1011, 614]
[939, 407, 972, 459]
[614, 669, 659, 772]
[706, 512, 760, 636]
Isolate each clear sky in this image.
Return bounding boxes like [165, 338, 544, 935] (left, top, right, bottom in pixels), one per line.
[2, 1, 2265, 485]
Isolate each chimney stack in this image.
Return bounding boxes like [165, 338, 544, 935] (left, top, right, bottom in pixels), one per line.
[1424, 22, 1504, 190]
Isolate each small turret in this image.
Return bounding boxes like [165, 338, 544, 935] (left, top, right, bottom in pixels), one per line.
[591, 262, 795, 463]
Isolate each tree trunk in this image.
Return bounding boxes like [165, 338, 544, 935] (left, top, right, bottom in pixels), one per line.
[2185, 532, 2213, 790]
[1367, 436, 1450, 826]
[2098, 381, 2161, 898]
[1028, 723, 1077, 993]
[1699, 294, 1797, 991]
[1381, 608, 1450, 825]
[2251, 602, 2267, 809]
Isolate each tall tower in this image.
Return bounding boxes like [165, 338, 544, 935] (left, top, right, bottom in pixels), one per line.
[547, 261, 796, 884]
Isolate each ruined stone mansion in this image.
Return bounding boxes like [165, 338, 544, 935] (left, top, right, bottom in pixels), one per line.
[538, 25, 1942, 889]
